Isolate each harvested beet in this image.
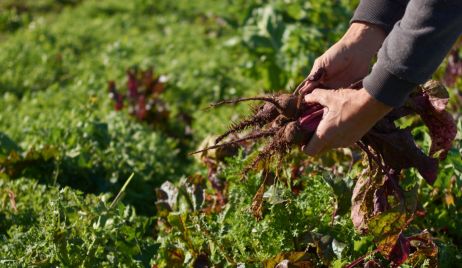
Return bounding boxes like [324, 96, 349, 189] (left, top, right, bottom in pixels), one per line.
[194, 79, 455, 185]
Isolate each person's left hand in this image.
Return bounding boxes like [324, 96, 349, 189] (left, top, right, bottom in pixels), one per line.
[302, 87, 392, 156]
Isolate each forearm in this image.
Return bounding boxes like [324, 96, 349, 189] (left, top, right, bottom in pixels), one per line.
[341, 22, 386, 56]
[351, 0, 410, 34]
[364, 0, 462, 107]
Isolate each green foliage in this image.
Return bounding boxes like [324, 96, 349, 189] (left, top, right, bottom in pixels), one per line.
[0, 0, 83, 34]
[0, 90, 182, 213]
[154, 156, 363, 266]
[0, 178, 156, 267]
[237, 0, 353, 89]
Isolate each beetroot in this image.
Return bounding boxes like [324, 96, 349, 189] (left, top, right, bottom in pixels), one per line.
[211, 94, 307, 144]
[194, 95, 324, 172]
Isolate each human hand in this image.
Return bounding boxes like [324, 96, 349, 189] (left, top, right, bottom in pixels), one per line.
[302, 87, 392, 155]
[298, 22, 386, 95]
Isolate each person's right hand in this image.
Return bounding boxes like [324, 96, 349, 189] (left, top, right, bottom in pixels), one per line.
[298, 22, 386, 95]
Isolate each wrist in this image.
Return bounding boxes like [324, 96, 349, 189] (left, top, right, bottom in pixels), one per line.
[341, 22, 386, 52]
[359, 87, 393, 118]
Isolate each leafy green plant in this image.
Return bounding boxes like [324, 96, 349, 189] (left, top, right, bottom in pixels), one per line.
[236, 0, 353, 89]
[154, 155, 362, 267]
[0, 178, 156, 267]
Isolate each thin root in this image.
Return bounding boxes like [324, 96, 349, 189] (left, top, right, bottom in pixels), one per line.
[208, 97, 283, 111]
[215, 117, 267, 144]
[190, 128, 277, 155]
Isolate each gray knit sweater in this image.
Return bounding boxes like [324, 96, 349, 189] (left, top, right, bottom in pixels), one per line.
[351, 0, 462, 107]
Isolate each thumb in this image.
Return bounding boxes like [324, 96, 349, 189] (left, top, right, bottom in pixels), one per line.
[302, 111, 328, 156]
[302, 133, 324, 156]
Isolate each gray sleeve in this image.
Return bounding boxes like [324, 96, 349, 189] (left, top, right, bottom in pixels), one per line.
[351, 0, 410, 33]
[363, 0, 462, 107]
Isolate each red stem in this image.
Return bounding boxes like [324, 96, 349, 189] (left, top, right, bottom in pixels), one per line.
[345, 249, 379, 268]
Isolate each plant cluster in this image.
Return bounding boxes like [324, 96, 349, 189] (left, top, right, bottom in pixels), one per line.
[108, 67, 169, 125]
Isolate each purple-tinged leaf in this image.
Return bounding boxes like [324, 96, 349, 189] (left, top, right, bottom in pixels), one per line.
[351, 168, 407, 234]
[142, 68, 154, 91]
[351, 170, 375, 233]
[127, 68, 139, 98]
[406, 81, 457, 159]
[408, 103, 456, 159]
[388, 233, 410, 267]
[108, 81, 124, 111]
[363, 126, 438, 184]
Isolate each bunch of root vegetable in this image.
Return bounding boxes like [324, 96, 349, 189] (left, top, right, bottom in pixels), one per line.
[192, 70, 457, 266]
[193, 70, 455, 184]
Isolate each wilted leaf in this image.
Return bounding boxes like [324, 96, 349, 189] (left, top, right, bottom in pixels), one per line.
[180, 177, 205, 211]
[263, 185, 287, 205]
[195, 135, 239, 163]
[368, 211, 407, 244]
[444, 192, 455, 207]
[351, 168, 383, 233]
[250, 181, 266, 220]
[387, 233, 410, 267]
[331, 239, 346, 259]
[407, 81, 457, 159]
[161, 181, 179, 209]
[407, 230, 438, 267]
[364, 126, 438, 184]
[265, 252, 314, 268]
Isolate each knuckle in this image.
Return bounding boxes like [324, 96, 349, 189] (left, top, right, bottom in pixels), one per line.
[311, 88, 324, 96]
[313, 57, 325, 68]
[317, 132, 329, 142]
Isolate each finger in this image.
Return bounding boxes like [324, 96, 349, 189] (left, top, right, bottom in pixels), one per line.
[299, 80, 321, 95]
[293, 76, 310, 94]
[302, 107, 330, 156]
[302, 131, 325, 156]
[298, 64, 325, 95]
[307, 67, 325, 82]
[304, 88, 329, 106]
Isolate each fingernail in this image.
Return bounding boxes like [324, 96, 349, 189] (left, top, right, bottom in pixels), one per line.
[308, 67, 325, 81]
